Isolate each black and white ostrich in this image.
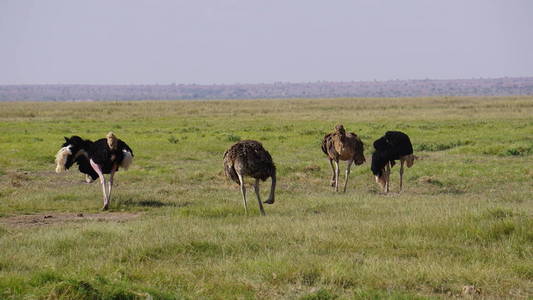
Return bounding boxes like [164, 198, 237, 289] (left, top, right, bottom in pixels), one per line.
[223, 140, 276, 216]
[55, 132, 133, 210]
[371, 131, 415, 193]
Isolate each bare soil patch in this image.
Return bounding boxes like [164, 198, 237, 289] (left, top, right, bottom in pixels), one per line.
[0, 212, 140, 228]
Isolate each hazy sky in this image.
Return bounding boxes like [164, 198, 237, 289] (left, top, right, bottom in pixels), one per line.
[1, 0, 532, 84]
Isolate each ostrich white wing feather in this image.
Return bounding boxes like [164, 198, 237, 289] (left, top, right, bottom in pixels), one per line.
[55, 145, 72, 173]
[120, 150, 133, 170]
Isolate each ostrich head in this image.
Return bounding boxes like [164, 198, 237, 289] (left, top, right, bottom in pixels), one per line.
[354, 137, 366, 165]
[263, 166, 276, 205]
[404, 154, 415, 168]
[106, 132, 118, 150]
[370, 151, 388, 189]
[55, 136, 85, 173]
[374, 173, 387, 189]
[334, 124, 346, 135]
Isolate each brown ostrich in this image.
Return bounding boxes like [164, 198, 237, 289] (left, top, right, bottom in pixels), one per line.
[321, 125, 366, 192]
[223, 140, 276, 216]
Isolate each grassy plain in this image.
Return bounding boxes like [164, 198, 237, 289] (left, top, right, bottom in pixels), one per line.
[0, 96, 532, 299]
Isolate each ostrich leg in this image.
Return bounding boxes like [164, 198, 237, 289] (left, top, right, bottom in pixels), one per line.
[107, 165, 117, 207]
[90, 159, 109, 210]
[385, 162, 391, 193]
[329, 159, 336, 187]
[237, 172, 248, 215]
[343, 159, 353, 193]
[334, 159, 340, 192]
[399, 160, 405, 192]
[254, 179, 266, 216]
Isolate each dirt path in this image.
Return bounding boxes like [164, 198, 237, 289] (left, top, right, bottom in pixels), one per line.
[0, 212, 140, 228]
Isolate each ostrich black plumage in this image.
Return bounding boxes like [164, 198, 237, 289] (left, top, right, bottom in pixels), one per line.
[55, 132, 133, 210]
[223, 140, 276, 216]
[371, 131, 415, 193]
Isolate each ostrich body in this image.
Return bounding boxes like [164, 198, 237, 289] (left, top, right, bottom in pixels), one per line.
[223, 140, 276, 216]
[321, 125, 365, 192]
[371, 131, 414, 193]
[55, 132, 133, 210]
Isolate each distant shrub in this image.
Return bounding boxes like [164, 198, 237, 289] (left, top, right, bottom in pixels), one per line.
[180, 127, 200, 133]
[478, 144, 532, 156]
[282, 125, 294, 130]
[506, 149, 521, 156]
[415, 140, 472, 152]
[168, 136, 179, 144]
[504, 146, 531, 156]
[226, 134, 241, 142]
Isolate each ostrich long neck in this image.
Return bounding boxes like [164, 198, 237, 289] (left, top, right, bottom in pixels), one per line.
[339, 132, 346, 144]
[267, 172, 276, 203]
[334, 131, 346, 152]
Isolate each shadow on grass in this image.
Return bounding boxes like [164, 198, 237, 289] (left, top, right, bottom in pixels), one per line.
[117, 198, 191, 208]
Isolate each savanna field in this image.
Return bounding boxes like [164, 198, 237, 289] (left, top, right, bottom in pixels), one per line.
[0, 97, 532, 299]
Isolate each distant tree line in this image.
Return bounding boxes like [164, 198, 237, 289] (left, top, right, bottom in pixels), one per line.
[1, 77, 533, 101]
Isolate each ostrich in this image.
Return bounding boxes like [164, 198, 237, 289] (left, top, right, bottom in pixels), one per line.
[55, 132, 133, 210]
[321, 125, 366, 192]
[223, 140, 276, 216]
[371, 131, 415, 193]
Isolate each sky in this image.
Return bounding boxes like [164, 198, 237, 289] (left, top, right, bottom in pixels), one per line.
[1, 0, 532, 85]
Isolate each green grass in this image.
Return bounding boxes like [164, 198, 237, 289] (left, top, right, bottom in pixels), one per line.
[0, 96, 532, 299]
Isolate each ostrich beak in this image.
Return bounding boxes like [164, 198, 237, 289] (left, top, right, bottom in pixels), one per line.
[375, 175, 386, 189]
[264, 196, 274, 204]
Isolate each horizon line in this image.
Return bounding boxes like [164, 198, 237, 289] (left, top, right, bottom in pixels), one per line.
[1, 76, 532, 86]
